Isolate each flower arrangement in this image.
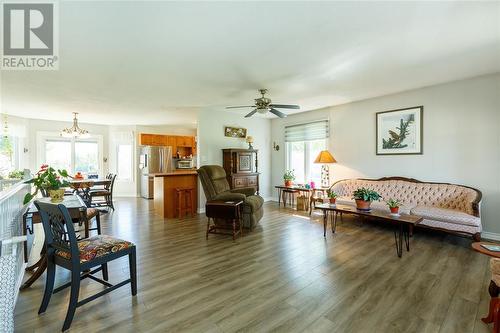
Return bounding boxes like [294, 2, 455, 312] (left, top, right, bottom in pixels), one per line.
[386, 198, 402, 214]
[283, 170, 295, 186]
[23, 164, 71, 204]
[352, 187, 381, 210]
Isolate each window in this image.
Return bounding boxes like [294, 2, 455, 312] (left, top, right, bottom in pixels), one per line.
[285, 120, 329, 184]
[75, 141, 99, 173]
[0, 136, 18, 177]
[45, 139, 72, 171]
[38, 133, 102, 175]
[116, 144, 133, 180]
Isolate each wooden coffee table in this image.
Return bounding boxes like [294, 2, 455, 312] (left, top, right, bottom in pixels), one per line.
[316, 203, 423, 258]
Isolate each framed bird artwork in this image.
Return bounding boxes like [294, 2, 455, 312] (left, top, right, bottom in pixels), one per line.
[376, 106, 423, 155]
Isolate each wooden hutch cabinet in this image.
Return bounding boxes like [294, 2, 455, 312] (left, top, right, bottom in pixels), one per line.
[222, 148, 259, 194]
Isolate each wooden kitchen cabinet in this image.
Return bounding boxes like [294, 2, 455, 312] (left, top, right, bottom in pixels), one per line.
[176, 136, 191, 147]
[139, 133, 154, 145]
[166, 136, 177, 157]
[139, 133, 196, 157]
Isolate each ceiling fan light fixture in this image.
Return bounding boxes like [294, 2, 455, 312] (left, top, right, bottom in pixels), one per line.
[257, 108, 268, 114]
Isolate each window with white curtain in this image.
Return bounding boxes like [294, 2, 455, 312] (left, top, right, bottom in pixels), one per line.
[285, 120, 329, 184]
[116, 144, 133, 180]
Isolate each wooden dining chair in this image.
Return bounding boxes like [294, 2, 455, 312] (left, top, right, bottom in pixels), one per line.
[34, 201, 137, 331]
[89, 174, 117, 211]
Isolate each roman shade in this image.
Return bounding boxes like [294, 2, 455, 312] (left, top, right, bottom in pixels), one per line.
[284, 120, 329, 142]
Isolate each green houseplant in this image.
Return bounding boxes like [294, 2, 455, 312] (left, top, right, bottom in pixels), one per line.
[8, 169, 24, 179]
[386, 198, 402, 214]
[283, 170, 295, 187]
[326, 189, 338, 204]
[23, 164, 71, 204]
[352, 187, 381, 211]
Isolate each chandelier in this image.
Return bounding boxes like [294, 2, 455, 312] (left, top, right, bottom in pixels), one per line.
[60, 112, 90, 138]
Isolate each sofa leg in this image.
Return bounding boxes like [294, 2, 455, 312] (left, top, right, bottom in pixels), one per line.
[473, 232, 481, 242]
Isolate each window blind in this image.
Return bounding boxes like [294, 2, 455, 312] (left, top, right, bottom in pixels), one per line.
[284, 120, 329, 142]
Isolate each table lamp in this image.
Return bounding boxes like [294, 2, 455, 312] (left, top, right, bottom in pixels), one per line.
[314, 150, 337, 187]
[246, 136, 254, 149]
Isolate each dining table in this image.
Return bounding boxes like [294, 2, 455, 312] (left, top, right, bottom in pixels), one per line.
[274, 185, 330, 211]
[21, 195, 89, 289]
[68, 178, 111, 207]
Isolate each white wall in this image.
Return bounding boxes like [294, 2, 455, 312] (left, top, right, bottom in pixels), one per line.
[197, 108, 272, 210]
[136, 125, 196, 136]
[271, 73, 500, 234]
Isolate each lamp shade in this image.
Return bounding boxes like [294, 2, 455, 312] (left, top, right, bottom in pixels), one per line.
[314, 150, 337, 164]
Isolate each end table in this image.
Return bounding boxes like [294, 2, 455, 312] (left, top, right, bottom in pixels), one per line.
[472, 242, 500, 331]
[205, 200, 244, 240]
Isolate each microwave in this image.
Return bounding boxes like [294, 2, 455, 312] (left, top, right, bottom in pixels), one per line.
[177, 159, 193, 169]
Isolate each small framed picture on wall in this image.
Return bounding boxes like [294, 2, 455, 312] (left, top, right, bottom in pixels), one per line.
[376, 106, 423, 155]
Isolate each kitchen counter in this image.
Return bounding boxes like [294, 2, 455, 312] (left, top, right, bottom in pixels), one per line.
[153, 172, 198, 218]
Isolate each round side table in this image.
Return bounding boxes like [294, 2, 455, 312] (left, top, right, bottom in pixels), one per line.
[472, 242, 500, 331]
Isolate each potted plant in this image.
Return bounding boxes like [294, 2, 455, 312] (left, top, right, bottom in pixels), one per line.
[23, 164, 71, 204]
[283, 170, 295, 187]
[8, 170, 24, 179]
[352, 187, 381, 211]
[326, 189, 338, 204]
[386, 198, 402, 215]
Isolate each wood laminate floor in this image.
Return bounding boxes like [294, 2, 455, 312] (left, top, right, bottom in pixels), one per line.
[14, 198, 492, 333]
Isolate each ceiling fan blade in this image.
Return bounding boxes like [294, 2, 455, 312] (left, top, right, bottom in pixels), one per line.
[226, 105, 254, 109]
[269, 108, 287, 118]
[245, 109, 259, 118]
[269, 104, 300, 110]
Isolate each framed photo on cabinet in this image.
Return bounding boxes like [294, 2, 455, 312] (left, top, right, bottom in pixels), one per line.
[376, 106, 423, 155]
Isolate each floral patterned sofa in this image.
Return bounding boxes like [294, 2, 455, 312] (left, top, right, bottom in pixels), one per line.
[330, 177, 482, 240]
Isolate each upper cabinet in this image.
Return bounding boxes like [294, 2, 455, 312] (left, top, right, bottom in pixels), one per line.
[176, 136, 193, 147]
[139, 133, 197, 157]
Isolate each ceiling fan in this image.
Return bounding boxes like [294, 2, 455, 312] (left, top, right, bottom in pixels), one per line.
[226, 89, 300, 118]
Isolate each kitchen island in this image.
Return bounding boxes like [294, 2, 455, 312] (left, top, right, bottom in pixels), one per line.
[153, 171, 198, 218]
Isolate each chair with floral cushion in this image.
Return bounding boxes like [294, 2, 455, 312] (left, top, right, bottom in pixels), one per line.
[34, 201, 137, 331]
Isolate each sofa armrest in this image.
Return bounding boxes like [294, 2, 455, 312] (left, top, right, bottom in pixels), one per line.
[212, 192, 246, 202]
[230, 187, 256, 197]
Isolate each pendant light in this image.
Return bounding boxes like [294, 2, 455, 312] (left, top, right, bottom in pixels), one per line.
[60, 112, 90, 138]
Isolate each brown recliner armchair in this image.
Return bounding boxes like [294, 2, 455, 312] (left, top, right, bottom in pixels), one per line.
[197, 165, 264, 229]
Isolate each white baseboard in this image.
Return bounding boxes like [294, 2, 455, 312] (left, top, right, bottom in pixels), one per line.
[264, 197, 277, 202]
[198, 207, 205, 214]
[481, 232, 500, 241]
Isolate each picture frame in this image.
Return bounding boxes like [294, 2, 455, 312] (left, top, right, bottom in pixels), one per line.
[224, 126, 247, 138]
[376, 106, 423, 155]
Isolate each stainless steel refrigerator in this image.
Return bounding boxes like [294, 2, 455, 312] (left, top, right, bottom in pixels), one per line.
[139, 146, 173, 199]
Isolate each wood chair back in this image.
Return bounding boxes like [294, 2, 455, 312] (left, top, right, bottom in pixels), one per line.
[34, 201, 79, 264]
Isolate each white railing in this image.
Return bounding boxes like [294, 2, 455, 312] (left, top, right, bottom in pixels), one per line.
[0, 181, 30, 333]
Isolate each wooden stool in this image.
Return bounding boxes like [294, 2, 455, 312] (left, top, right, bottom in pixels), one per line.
[175, 187, 194, 218]
[282, 189, 299, 208]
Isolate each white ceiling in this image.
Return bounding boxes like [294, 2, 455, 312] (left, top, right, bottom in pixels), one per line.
[1, 1, 499, 126]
